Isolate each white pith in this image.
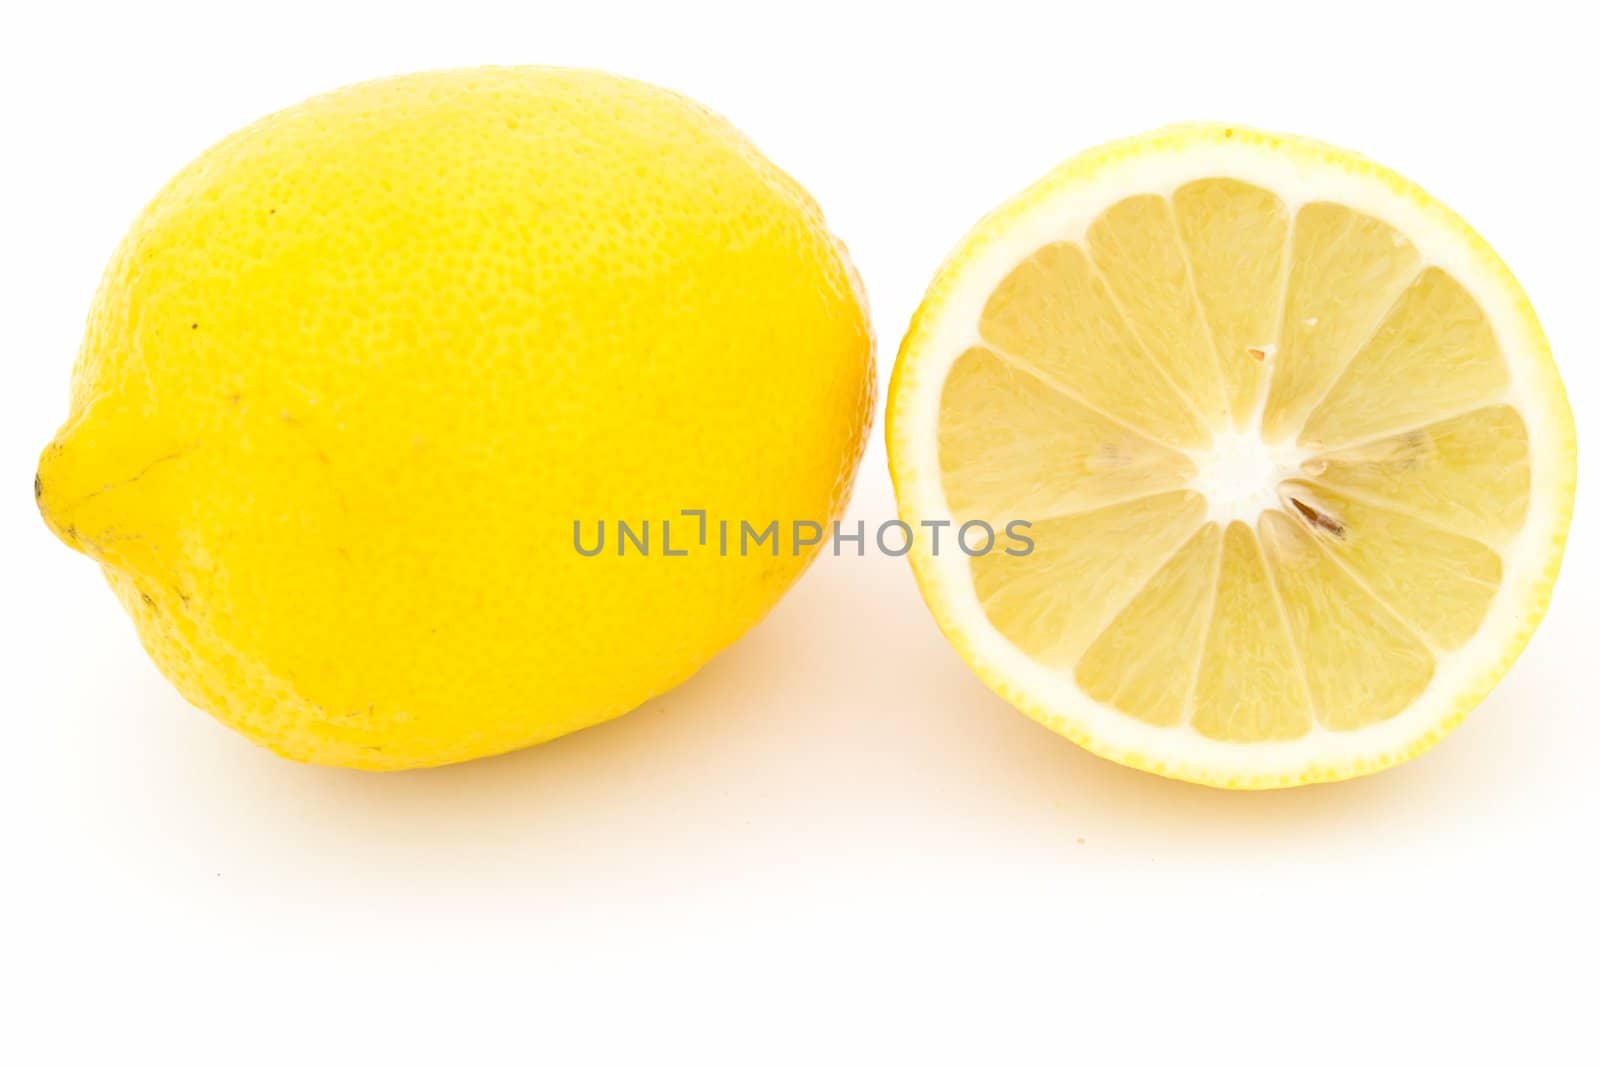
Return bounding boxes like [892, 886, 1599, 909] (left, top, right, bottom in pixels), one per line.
[892, 133, 1575, 784]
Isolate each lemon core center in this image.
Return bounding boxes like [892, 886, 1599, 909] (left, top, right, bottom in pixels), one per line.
[1192, 432, 1303, 525]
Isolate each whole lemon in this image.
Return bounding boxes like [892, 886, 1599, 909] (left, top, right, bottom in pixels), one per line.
[36, 67, 874, 770]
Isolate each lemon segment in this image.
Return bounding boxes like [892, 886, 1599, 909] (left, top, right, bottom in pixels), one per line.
[1262, 203, 1421, 442]
[1086, 196, 1230, 432]
[1075, 523, 1222, 728]
[937, 347, 1196, 522]
[969, 491, 1206, 668]
[1308, 405, 1530, 546]
[1170, 178, 1290, 429]
[1258, 510, 1437, 731]
[979, 243, 1210, 448]
[888, 124, 1575, 787]
[1299, 267, 1510, 449]
[1190, 521, 1313, 742]
[1276, 483, 1503, 651]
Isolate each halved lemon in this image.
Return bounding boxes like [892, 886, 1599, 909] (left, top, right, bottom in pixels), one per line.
[887, 124, 1576, 788]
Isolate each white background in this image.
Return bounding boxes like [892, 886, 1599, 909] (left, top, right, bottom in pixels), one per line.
[3, 2, 1595, 1062]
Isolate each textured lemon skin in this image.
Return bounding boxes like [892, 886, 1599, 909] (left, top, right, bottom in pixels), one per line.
[36, 67, 874, 770]
[887, 124, 1576, 789]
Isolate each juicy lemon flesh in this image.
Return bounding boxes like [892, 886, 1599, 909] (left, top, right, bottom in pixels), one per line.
[939, 178, 1530, 747]
[35, 68, 874, 770]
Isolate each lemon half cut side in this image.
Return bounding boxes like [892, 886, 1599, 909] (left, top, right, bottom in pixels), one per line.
[887, 125, 1576, 788]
